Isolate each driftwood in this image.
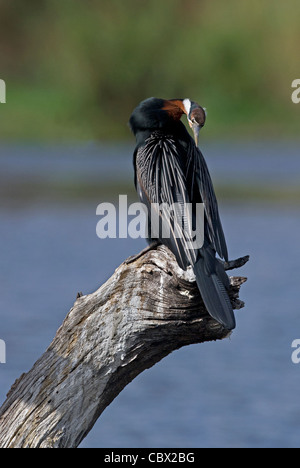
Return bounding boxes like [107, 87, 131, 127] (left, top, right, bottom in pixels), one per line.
[0, 245, 247, 448]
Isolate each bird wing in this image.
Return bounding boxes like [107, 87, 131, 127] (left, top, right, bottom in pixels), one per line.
[135, 133, 199, 270]
[190, 145, 229, 262]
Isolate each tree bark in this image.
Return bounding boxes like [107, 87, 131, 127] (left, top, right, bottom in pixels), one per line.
[0, 245, 247, 448]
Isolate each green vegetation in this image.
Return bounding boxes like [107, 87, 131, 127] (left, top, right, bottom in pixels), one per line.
[0, 0, 299, 141]
[2, 176, 300, 208]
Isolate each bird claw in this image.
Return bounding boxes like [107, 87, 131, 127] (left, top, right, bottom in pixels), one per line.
[223, 255, 250, 271]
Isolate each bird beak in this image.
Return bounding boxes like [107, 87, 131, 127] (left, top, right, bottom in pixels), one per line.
[192, 123, 200, 147]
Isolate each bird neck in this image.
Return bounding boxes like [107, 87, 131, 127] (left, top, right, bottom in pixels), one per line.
[161, 99, 186, 121]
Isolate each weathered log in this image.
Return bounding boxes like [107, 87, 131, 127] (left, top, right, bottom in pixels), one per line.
[0, 245, 247, 448]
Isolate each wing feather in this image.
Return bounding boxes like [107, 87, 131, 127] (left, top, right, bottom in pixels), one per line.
[135, 133, 198, 269]
[192, 146, 228, 261]
[134, 133, 228, 269]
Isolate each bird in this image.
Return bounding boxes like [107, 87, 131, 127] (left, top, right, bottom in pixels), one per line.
[129, 97, 235, 330]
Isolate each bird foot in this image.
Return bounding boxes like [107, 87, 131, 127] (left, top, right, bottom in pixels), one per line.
[224, 255, 249, 271]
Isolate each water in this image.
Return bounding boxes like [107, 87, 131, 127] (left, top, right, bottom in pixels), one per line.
[0, 140, 299, 187]
[0, 142, 300, 448]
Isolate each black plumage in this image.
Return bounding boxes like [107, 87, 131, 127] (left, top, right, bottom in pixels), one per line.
[129, 97, 235, 330]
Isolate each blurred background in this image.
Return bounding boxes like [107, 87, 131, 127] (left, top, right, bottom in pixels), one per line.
[0, 0, 299, 448]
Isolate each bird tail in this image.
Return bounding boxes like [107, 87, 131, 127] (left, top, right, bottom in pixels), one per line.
[193, 254, 235, 330]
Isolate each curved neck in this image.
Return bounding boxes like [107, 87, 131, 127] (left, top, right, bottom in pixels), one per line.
[162, 99, 186, 121]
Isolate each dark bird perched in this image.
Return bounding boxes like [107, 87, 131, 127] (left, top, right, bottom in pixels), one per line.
[129, 97, 235, 330]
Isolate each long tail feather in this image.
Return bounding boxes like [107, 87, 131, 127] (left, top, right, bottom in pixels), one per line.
[193, 257, 235, 330]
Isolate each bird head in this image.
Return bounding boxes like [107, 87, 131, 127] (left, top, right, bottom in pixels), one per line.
[130, 97, 206, 147]
[182, 99, 206, 147]
[162, 98, 206, 146]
